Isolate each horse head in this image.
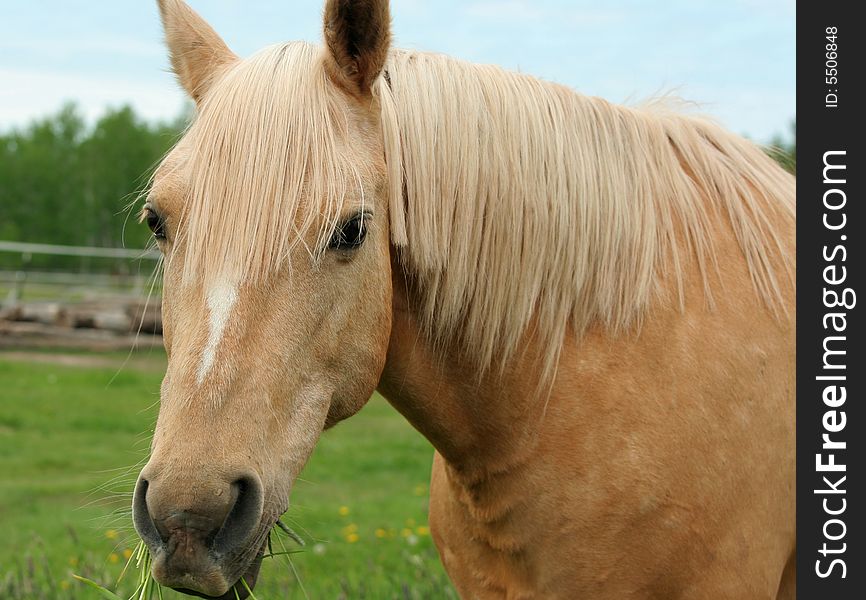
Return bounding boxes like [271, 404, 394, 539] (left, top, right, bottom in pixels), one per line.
[132, 1, 394, 597]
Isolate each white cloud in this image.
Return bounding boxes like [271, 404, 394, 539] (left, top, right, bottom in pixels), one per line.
[465, 1, 546, 21]
[464, 1, 623, 26]
[0, 36, 164, 60]
[0, 67, 186, 130]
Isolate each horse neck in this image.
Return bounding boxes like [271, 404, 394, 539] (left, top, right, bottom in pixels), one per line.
[377, 257, 556, 476]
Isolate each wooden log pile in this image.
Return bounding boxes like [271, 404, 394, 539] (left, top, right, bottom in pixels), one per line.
[0, 299, 163, 349]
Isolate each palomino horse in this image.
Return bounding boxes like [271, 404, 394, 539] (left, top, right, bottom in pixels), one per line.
[132, 0, 796, 598]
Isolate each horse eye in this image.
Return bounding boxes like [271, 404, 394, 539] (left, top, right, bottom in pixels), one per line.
[328, 214, 368, 251]
[143, 206, 166, 240]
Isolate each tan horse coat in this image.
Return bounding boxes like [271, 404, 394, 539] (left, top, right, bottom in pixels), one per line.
[138, 1, 795, 598]
[381, 220, 795, 599]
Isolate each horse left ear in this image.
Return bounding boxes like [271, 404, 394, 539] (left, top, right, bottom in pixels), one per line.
[322, 0, 391, 96]
[157, 0, 238, 104]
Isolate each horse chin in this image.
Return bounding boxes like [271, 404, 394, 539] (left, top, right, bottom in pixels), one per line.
[174, 549, 264, 600]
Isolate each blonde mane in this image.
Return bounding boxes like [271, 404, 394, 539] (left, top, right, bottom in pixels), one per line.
[177, 42, 363, 284]
[174, 42, 795, 377]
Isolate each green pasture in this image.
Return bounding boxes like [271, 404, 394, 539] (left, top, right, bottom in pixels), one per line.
[0, 350, 455, 599]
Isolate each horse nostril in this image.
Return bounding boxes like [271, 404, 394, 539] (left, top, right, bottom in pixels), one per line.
[131, 467, 264, 595]
[212, 474, 265, 559]
[132, 477, 164, 550]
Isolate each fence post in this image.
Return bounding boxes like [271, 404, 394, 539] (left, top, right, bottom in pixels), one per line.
[10, 251, 32, 305]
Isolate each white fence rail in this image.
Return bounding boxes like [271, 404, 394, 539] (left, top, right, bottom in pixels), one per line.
[0, 240, 161, 305]
[0, 240, 160, 260]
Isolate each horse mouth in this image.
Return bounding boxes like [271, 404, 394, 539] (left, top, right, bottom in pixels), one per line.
[174, 549, 264, 600]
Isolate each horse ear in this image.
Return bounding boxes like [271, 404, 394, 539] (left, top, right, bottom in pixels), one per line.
[322, 0, 391, 96]
[156, 0, 238, 103]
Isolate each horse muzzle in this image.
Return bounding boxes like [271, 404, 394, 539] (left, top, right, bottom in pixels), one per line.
[132, 467, 266, 599]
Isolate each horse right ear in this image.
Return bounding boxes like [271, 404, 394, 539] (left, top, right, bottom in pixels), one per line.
[322, 0, 391, 97]
[156, 0, 238, 104]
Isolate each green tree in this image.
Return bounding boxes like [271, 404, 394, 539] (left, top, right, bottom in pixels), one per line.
[81, 106, 179, 249]
[0, 103, 184, 270]
[768, 120, 796, 174]
[0, 103, 88, 247]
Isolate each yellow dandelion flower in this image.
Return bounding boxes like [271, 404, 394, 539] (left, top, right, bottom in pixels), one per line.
[400, 528, 413, 538]
[108, 553, 119, 564]
[405, 518, 416, 527]
[346, 533, 359, 543]
[341, 523, 358, 536]
[105, 529, 118, 540]
[375, 528, 387, 538]
[123, 548, 133, 560]
[338, 506, 350, 516]
[416, 526, 430, 536]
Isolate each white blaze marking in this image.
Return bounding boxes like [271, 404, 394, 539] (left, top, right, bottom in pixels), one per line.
[196, 281, 238, 384]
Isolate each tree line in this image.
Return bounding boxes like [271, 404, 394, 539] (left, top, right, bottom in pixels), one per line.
[0, 103, 185, 250]
[0, 103, 795, 271]
[768, 121, 796, 174]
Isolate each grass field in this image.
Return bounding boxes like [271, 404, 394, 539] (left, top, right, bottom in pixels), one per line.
[0, 349, 455, 599]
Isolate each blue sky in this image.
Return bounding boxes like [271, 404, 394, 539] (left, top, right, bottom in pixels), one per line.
[0, 0, 794, 141]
